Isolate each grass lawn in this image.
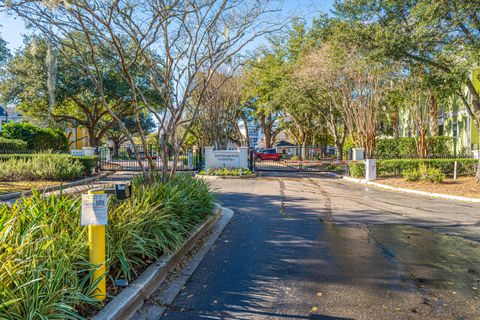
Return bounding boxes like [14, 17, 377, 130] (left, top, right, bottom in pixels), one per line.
[376, 176, 480, 199]
[0, 181, 62, 195]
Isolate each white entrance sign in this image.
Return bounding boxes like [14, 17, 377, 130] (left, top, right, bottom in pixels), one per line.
[70, 149, 85, 157]
[204, 146, 248, 169]
[81, 194, 109, 226]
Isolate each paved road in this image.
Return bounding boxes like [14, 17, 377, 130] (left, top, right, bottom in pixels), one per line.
[162, 173, 480, 319]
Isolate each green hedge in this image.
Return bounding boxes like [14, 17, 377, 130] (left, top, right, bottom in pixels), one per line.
[2, 122, 68, 151]
[0, 154, 98, 176]
[349, 161, 365, 178]
[375, 136, 453, 159]
[348, 158, 479, 178]
[0, 137, 28, 151]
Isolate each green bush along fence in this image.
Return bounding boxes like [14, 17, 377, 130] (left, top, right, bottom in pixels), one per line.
[1, 122, 68, 151]
[348, 158, 479, 178]
[0, 137, 28, 151]
[374, 136, 455, 159]
[0, 174, 214, 319]
[0, 153, 98, 180]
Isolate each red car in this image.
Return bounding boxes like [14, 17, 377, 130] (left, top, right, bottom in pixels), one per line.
[254, 149, 282, 161]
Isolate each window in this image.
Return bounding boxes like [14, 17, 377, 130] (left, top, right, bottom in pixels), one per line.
[453, 123, 458, 137]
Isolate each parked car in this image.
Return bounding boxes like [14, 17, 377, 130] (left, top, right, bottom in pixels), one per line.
[254, 148, 282, 161]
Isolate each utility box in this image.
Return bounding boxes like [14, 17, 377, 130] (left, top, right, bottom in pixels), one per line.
[352, 148, 365, 161]
[115, 183, 132, 200]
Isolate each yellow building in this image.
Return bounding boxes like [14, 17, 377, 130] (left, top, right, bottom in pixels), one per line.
[67, 126, 91, 150]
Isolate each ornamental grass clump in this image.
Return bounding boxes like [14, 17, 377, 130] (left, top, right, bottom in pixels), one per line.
[0, 153, 85, 181]
[0, 174, 214, 319]
[402, 164, 445, 183]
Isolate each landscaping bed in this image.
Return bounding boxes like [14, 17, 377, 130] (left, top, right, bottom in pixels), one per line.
[348, 159, 479, 179]
[198, 167, 255, 177]
[376, 177, 480, 199]
[0, 174, 215, 319]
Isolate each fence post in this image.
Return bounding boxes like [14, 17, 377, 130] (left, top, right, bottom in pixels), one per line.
[454, 160, 458, 180]
[249, 149, 254, 171]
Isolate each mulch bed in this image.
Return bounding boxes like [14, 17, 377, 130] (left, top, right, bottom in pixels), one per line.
[376, 176, 480, 199]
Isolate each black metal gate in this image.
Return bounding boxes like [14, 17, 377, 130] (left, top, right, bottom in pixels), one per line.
[251, 146, 347, 173]
[99, 145, 202, 171]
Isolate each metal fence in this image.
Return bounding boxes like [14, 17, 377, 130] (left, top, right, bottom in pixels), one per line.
[251, 146, 347, 173]
[99, 145, 202, 171]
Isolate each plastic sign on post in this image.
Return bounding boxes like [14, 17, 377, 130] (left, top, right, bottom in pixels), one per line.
[82, 189, 108, 301]
[81, 194, 108, 226]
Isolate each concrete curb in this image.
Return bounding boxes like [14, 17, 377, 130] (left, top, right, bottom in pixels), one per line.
[132, 206, 234, 319]
[333, 173, 480, 203]
[0, 171, 113, 201]
[92, 204, 226, 320]
[195, 173, 257, 180]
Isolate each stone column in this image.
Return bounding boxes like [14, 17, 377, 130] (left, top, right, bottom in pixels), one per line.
[204, 146, 214, 169]
[365, 158, 376, 181]
[473, 150, 480, 159]
[239, 147, 249, 169]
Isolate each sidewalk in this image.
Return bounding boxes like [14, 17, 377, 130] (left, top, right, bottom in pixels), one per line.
[2, 171, 139, 204]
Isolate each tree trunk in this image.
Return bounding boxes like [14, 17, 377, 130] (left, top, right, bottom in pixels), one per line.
[87, 127, 97, 147]
[392, 109, 399, 139]
[264, 128, 272, 148]
[241, 115, 250, 151]
[429, 92, 439, 136]
[336, 142, 344, 160]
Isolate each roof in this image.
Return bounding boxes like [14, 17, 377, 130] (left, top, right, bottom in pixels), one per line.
[273, 140, 296, 147]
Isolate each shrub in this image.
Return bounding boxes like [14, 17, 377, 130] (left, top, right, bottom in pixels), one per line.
[402, 168, 421, 181]
[377, 159, 478, 177]
[375, 136, 453, 159]
[419, 164, 445, 183]
[30, 154, 85, 180]
[349, 158, 478, 178]
[348, 161, 365, 178]
[0, 153, 95, 181]
[403, 165, 445, 183]
[0, 137, 28, 151]
[375, 137, 417, 159]
[427, 136, 453, 157]
[0, 174, 214, 319]
[0, 153, 98, 176]
[2, 122, 68, 151]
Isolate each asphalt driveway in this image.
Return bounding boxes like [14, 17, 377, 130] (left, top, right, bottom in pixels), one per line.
[161, 173, 480, 319]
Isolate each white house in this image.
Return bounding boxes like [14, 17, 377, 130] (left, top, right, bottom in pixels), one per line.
[238, 120, 264, 149]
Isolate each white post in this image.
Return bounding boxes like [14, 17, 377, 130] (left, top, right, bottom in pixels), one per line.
[454, 160, 458, 180]
[187, 151, 193, 168]
[473, 150, 480, 159]
[238, 147, 249, 169]
[204, 146, 214, 169]
[365, 159, 376, 181]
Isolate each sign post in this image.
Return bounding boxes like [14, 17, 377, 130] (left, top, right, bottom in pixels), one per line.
[82, 188, 109, 301]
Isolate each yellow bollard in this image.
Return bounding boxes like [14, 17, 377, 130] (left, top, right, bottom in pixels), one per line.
[88, 189, 107, 301]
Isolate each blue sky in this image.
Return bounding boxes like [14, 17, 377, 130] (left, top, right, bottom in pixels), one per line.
[0, 0, 335, 52]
